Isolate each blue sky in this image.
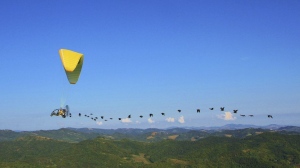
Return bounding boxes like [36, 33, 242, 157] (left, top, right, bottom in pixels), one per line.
[0, 0, 299, 130]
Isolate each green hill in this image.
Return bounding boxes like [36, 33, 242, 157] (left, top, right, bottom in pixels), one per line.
[0, 128, 100, 143]
[2, 126, 300, 143]
[0, 132, 299, 167]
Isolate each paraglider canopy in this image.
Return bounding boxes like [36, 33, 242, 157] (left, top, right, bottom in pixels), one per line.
[59, 49, 84, 84]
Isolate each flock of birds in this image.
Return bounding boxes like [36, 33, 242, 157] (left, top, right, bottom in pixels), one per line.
[64, 107, 274, 123]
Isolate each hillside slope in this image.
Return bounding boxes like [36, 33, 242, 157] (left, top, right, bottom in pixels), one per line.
[0, 132, 299, 167]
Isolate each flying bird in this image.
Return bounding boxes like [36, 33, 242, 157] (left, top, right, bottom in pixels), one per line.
[128, 115, 131, 118]
[101, 116, 104, 119]
[220, 107, 225, 111]
[110, 118, 113, 120]
[197, 109, 200, 113]
[140, 115, 143, 118]
[233, 110, 238, 113]
[268, 115, 273, 118]
[149, 113, 153, 117]
[240, 115, 245, 117]
[178, 110, 181, 113]
[161, 113, 165, 116]
[118, 118, 121, 120]
[209, 108, 214, 110]
[249, 115, 254, 117]
[79, 113, 81, 117]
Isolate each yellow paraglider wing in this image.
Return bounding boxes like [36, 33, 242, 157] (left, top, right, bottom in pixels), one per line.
[59, 49, 84, 84]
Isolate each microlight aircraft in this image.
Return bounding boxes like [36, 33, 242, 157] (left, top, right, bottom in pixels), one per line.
[51, 49, 84, 118]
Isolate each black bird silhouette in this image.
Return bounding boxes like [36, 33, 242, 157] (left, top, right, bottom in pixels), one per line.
[268, 115, 273, 118]
[101, 116, 104, 119]
[128, 115, 131, 118]
[94, 119, 96, 121]
[161, 113, 165, 116]
[87, 116, 90, 117]
[140, 115, 143, 118]
[84, 114, 87, 117]
[149, 113, 153, 117]
[197, 109, 200, 113]
[240, 115, 245, 117]
[209, 108, 214, 110]
[91, 117, 94, 120]
[220, 107, 225, 111]
[249, 115, 254, 117]
[118, 118, 121, 120]
[90, 113, 93, 115]
[178, 110, 181, 113]
[95, 117, 98, 119]
[110, 118, 113, 120]
[233, 110, 238, 113]
[79, 113, 81, 117]
[105, 120, 107, 121]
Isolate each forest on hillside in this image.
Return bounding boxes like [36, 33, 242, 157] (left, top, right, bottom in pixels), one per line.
[0, 129, 299, 167]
